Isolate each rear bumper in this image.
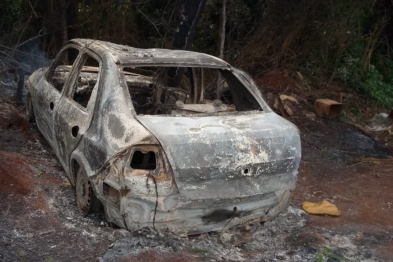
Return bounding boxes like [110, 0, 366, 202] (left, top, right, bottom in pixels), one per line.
[104, 189, 293, 236]
[97, 138, 300, 235]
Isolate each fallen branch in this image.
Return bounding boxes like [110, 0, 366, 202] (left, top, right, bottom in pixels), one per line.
[360, 157, 393, 164]
[346, 157, 393, 168]
[342, 120, 374, 136]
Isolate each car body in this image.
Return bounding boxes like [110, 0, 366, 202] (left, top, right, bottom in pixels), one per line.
[26, 39, 301, 235]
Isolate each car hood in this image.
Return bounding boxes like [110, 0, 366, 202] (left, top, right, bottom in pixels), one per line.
[136, 112, 301, 200]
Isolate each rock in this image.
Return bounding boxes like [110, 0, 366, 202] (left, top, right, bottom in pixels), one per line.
[107, 233, 116, 241]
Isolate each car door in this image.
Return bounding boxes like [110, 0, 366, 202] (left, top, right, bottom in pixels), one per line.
[53, 50, 102, 172]
[34, 46, 81, 147]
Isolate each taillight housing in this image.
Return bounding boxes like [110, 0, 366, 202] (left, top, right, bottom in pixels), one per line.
[125, 145, 173, 183]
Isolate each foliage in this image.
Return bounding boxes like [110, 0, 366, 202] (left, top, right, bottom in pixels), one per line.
[337, 53, 393, 108]
[191, 248, 209, 253]
[316, 247, 351, 262]
[44, 257, 55, 262]
[351, 64, 393, 108]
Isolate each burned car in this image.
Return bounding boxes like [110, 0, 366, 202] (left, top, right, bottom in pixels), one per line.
[26, 39, 301, 235]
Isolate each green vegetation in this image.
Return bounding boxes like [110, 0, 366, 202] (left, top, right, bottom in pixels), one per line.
[316, 247, 351, 262]
[191, 248, 209, 254]
[44, 257, 55, 262]
[345, 63, 393, 108]
[18, 251, 26, 259]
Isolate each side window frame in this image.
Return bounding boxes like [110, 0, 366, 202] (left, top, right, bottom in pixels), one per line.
[63, 50, 103, 112]
[45, 45, 81, 94]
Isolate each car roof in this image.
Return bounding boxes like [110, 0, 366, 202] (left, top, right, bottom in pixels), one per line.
[68, 38, 231, 69]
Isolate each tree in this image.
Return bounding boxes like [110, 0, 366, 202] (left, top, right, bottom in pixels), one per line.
[168, 0, 207, 87]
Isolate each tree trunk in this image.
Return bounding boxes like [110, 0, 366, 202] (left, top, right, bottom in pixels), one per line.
[67, 0, 78, 41]
[60, 0, 68, 64]
[168, 0, 207, 87]
[15, 68, 24, 105]
[216, 0, 226, 99]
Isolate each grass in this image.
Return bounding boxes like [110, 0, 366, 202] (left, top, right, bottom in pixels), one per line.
[191, 248, 209, 254]
[44, 257, 55, 262]
[317, 247, 351, 262]
[18, 251, 26, 259]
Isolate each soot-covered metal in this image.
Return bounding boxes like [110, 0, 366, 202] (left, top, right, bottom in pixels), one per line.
[26, 39, 301, 236]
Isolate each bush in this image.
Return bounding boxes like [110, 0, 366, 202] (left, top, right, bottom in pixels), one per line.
[339, 58, 393, 108]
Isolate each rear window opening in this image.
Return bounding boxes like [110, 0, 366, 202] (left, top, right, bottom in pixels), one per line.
[121, 66, 262, 115]
[131, 150, 157, 170]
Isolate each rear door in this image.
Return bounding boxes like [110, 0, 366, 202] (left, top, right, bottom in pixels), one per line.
[34, 46, 81, 147]
[53, 50, 102, 172]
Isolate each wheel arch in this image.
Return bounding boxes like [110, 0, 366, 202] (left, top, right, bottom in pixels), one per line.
[69, 150, 90, 186]
[72, 151, 104, 214]
[70, 158, 80, 186]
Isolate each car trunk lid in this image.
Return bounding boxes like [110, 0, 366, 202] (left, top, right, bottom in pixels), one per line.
[136, 112, 301, 201]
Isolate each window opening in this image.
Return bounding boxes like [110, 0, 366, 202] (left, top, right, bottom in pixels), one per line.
[122, 66, 262, 115]
[72, 55, 100, 108]
[48, 47, 79, 92]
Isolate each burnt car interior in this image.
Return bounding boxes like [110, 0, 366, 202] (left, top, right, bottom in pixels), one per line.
[48, 47, 262, 115]
[48, 47, 101, 109]
[71, 55, 100, 108]
[122, 67, 263, 115]
[48, 48, 80, 92]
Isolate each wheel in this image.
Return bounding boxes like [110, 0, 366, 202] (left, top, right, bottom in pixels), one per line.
[25, 93, 35, 122]
[75, 167, 102, 215]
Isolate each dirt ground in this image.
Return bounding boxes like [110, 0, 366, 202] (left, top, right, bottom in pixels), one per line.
[1, 78, 393, 261]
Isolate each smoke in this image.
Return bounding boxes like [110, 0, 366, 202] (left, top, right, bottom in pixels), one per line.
[0, 38, 51, 103]
[14, 40, 51, 74]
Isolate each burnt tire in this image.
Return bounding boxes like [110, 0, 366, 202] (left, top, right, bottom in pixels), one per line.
[75, 167, 102, 215]
[25, 93, 35, 122]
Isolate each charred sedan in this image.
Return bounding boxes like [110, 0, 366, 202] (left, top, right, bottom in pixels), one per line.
[26, 39, 301, 235]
